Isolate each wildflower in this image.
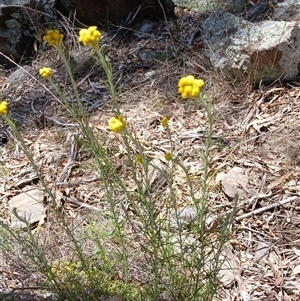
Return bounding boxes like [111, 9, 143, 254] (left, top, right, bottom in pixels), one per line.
[136, 154, 142, 164]
[0, 101, 8, 115]
[164, 152, 172, 161]
[108, 115, 126, 133]
[178, 75, 204, 99]
[39, 67, 52, 79]
[78, 26, 101, 50]
[43, 29, 64, 47]
[161, 116, 168, 128]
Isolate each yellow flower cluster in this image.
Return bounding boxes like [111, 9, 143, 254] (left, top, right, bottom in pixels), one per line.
[178, 75, 204, 99]
[136, 154, 142, 164]
[78, 26, 101, 50]
[39, 67, 52, 79]
[0, 101, 8, 115]
[164, 152, 172, 161]
[43, 29, 64, 47]
[108, 115, 126, 133]
[161, 116, 168, 128]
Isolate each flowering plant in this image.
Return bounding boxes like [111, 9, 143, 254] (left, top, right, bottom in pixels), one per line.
[43, 29, 64, 48]
[39, 67, 52, 79]
[178, 75, 204, 99]
[108, 116, 126, 133]
[78, 26, 101, 50]
[0, 100, 8, 115]
[161, 116, 168, 128]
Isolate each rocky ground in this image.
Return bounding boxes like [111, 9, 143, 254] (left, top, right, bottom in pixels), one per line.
[1, 2, 300, 301]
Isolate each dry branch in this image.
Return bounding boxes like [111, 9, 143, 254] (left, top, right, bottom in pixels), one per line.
[236, 195, 300, 221]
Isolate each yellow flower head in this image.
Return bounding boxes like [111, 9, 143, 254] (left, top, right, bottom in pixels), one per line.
[0, 101, 8, 115]
[108, 115, 126, 133]
[161, 116, 168, 128]
[178, 75, 204, 99]
[164, 152, 172, 161]
[78, 26, 101, 50]
[43, 29, 64, 47]
[136, 154, 142, 164]
[39, 67, 52, 79]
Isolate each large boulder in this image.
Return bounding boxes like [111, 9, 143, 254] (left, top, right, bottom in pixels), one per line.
[202, 12, 300, 84]
[273, 0, 300, 21]
[0, 0, 58, 65]
[59, 0, 175, 26]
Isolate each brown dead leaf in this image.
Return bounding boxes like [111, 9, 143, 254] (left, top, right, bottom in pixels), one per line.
[267, 171, 297, 190]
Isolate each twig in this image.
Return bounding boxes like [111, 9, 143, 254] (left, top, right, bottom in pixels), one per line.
[188, 30, 200, 46]
[178, 130, 223, 141]
[65, 196, 100, 211]
[55, 135, 78, 184]
[111, 5, 141, 39]
[236, 195, 300, 221]
[45, 116, 79, 127]
[2, 286, 43, 293]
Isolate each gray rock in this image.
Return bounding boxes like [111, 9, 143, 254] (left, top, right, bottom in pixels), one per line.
[0, 0, 58, 65]
[202, 12, 300, 83]
[227, 0, 247, 12]
[4, 65, 31, 84]
[169, 206, 197, 230]
[221, 167, 250, 200]
[274, 0, 300, 21]
[9, 189, 46, 229]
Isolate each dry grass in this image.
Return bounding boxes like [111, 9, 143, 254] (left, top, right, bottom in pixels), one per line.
[1, 3, 300, 301]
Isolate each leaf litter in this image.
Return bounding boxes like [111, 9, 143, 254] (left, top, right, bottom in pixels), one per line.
[1, 5, 300, 301]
